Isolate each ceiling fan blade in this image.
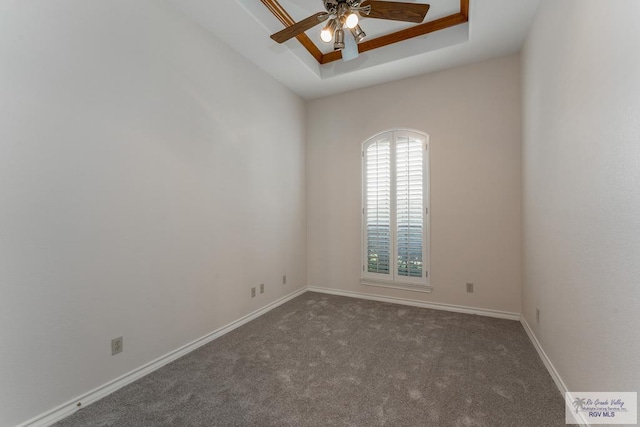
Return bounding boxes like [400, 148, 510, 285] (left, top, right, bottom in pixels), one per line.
[270, 12, 329, 43]
[361, 1, 430, 23]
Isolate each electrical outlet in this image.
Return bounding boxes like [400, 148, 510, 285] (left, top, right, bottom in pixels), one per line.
[111, 336, 123, 355]
[260, 283, 264, 294]
[466, 282, 474, 293]
[282, 275, 287, 285]
[536, 308, 540, 323]
[251, 287, 256, 298]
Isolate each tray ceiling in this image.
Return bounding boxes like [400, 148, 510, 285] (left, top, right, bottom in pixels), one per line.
[168, 0, 540, 99]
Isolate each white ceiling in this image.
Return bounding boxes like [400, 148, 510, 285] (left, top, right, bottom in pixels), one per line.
[169, 0, 540, 99]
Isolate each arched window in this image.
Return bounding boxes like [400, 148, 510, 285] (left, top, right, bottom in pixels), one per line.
[361, 130, 430, 291]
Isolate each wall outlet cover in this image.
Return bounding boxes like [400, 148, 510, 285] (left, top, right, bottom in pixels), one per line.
[111, 336, 123, 355]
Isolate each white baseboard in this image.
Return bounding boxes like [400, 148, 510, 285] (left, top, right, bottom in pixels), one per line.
[19, 287, 307, 427]
[520, 316, 589, 427]
[306, 286, 521, 321]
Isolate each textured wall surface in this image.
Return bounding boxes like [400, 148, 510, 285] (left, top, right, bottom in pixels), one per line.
[0, 1, 306, 425]
[522, 0, 640, 393]
[307, 56, 523, 314]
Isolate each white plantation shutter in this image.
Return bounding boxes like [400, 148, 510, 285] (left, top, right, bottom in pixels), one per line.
[362, 130, 429, 289]
[364, 137, 391, 275]
[396, 135, 423, 278]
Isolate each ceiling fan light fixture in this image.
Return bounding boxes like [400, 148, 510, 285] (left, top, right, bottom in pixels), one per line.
[345, 12, 359, 29]
[320, 19, 336, 43]
[350, 24, 366, 43]
[334, 28, 345, 50]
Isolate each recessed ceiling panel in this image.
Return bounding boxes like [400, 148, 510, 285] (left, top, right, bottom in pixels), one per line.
[258, 0, 469, 66]
[275, 0, 461, 55]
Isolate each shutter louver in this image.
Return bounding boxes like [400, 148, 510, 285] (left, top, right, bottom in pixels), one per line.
[365, 138, 391, 275]
[396, 136, 423, 278]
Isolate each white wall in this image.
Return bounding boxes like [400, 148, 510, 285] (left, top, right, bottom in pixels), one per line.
[522, 0, 640, 395]
[306, 55, 522, 314]
[0, 1, 306, 426]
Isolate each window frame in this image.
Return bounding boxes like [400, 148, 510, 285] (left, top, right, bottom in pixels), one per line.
[360, 129, 431, 293]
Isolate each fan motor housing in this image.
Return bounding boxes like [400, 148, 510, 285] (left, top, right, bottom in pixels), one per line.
[323, 0, 338, 13]
[323, 0, 361, 13]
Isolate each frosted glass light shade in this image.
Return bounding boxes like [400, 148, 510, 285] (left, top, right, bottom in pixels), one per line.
[346, 13, 359, 29]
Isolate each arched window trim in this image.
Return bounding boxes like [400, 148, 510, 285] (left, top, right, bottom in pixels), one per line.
[361, 129, 431, 293]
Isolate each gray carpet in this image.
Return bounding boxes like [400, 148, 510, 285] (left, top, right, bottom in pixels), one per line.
[55, 292, 566, 426]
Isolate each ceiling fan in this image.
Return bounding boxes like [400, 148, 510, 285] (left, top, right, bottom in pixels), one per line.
[270, 0, 430, 56]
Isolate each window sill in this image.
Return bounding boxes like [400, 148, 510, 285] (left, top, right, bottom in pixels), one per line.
[360, 279, 432, 294]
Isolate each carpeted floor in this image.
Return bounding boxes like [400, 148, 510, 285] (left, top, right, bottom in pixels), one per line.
[55, 292, 566, 426]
